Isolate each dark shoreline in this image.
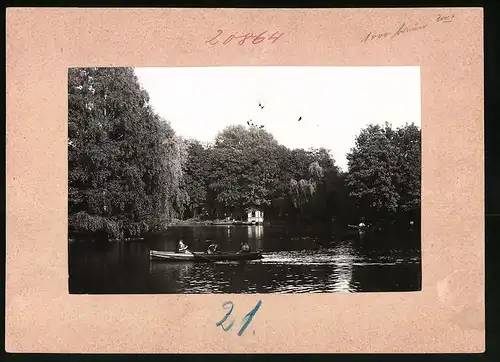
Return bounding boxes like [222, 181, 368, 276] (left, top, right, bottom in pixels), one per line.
[68, 221, 420, 246]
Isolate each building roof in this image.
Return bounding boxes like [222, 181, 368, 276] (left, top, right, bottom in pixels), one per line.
[245, 206, 263, 212]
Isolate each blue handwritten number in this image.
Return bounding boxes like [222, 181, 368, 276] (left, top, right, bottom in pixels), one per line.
[237, 300, 262, 336]
[216, 301, 235, 331]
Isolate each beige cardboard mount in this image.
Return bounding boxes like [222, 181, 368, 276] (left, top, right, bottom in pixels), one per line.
[6, 8, 484, 353]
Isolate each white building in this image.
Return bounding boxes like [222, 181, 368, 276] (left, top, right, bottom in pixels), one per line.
[246, 208, 264, 224]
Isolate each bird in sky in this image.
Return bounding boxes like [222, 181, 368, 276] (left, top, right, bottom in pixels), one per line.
[298, 116, 302, 122]
[258, 102, 264, 109]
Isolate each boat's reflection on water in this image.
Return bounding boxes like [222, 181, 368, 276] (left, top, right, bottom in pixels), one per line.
[147, 241, 360, 293]
[149, 260, 235, 293]
[149, 260, 193, 276]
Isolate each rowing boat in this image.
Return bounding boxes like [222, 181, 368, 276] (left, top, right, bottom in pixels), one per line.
[149, 250, 263, 262]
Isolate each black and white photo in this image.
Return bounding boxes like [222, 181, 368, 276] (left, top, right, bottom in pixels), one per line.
[68, 66, 422, 294]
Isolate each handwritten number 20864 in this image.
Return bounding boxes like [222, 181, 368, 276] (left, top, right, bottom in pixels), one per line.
[206, 30, 284, 45]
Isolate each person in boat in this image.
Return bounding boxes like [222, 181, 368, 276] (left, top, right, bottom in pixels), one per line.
[358, 218, 367, 238]
[177, 239, 189, 253]
[206, 241, 219, 254]
[239, 241, 251, 253]
[348, 219, 367, 231]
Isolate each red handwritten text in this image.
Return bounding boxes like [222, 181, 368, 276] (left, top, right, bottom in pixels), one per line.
[206, 30, 284, 46]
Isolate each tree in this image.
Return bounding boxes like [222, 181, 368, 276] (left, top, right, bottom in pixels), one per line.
[281, 146, 343, 222]
[68, 67, 184, 239]
[207, 125, 282, 213]
[181, 139, 211, 217]
[345, 122, 421, 227]
[393, 124, 421, 213]
[309, 161, 324, 182]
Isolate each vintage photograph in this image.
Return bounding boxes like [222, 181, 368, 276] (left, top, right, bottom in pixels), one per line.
[68, 66, 421, 294]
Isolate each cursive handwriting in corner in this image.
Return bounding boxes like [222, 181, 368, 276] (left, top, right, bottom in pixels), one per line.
[360, 31, 391, 43]
[390, 22, 428, 40]
[436, 13, 455, 23]
[361, 13, 455, 43]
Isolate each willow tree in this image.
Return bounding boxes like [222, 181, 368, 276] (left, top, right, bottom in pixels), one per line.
[68, 67, 184, 239]
[288, 161, 328, 218]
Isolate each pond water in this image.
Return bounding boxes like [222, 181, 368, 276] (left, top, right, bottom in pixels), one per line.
[69, 225, 421, 294]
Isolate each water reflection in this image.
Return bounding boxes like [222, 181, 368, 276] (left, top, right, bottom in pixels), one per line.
[69, 225, 421, 294]
[248, 225, 264, 250]
[330, 242, 355, 292]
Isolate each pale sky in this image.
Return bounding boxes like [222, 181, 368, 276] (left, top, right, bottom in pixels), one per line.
[134, 66, 421, 171]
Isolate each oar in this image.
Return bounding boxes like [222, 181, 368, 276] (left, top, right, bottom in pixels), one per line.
[187, 248, 215, 263]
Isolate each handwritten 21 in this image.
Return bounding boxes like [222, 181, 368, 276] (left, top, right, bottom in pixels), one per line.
[216, 300, 262, 336]
[206, 30, 284, 46]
